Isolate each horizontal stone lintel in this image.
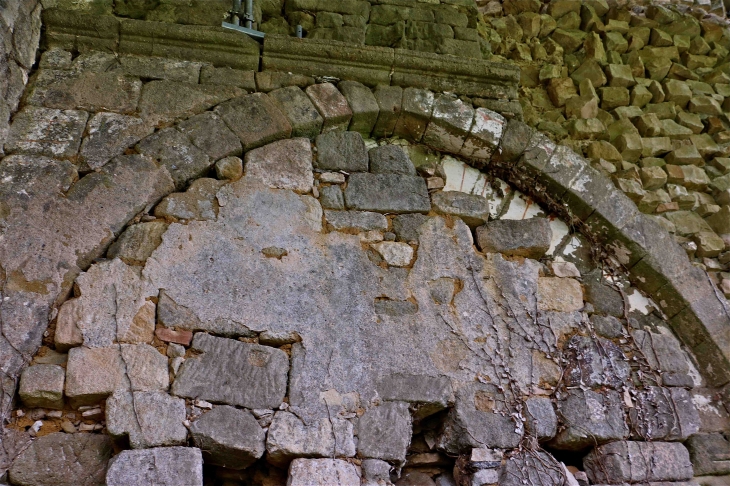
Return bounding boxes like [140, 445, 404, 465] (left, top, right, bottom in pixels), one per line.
[42, 10, 519, 100]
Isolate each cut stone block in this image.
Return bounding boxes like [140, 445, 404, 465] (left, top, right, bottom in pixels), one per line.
[289, 459, 361, 486]
[106, 389, 188, 449]
[372, 85, 403, 138]
[5, 106, 88, 159]
[305, 82, 352, 132]
[460, 108, 506, 160]
[394, 87, 435, 142]
[176, 111, 243, 160]
[8, 433, 112, 486]
[686, 433, 730, 476]
[371, 242, 414, 267]
[377, 374, 452, 420]
[523, 397, 557, 441]
[583, 441, 693, 483]
[136, 127, 211, 190]
[65, 346, 128, 408]
[216, 92, 292, 151]
[106, 447, 203, 486]
[79, 112, 153, 170]
[563, 334, 630, 389]
[368, 145, 416, 175]
[244, 138, 313, 193]
[476, 218, 551, 259]
[171, 333, 289, 409]
[190, 405, 266, 469]
[19, 364, 65, 409]
[268, 85, 324, 139]
[266, 411, 345, 467]
[358, 401, 412, 462]
[629, 386, 699, 441]
[537, 277, 583, 312]
[432, 191, 490, 228]
[315, 131, 368, 172]
[137, 80, 243, 125]
[345, 173, 430, 213]
[338, 80, 379, 136]
[121, 343, 170, 392]
[422, 95, 474, 153]
[393, 213, 429, 243]
[154, 178, 225, 221]
[499, 451, 565, 486]
[550, 389, 629, 450]
[108, 221, 170, 265]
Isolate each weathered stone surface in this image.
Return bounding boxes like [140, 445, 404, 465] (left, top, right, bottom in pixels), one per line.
[537, 277, 583, 312]
[216, 156, 243, 181]
[687, 433, 730, 476]
[137, 80, 242, 124]
[266, 411, 347, 467]
[345, 173, 430, 213]
[498, 451, 564, 486]
[476, 218, 551, 259]
[320, 185, 345, 209]
[422, 95, 474, 153]
[288, 459, 361, 486]
[269, 85, 324, 139]
[245, 138, 313, 193]
[121, 343, 169, 392]
[393, 213, 429, 243]
[339, 80, 380, 136]
[315, 130, 368, 172]
[154, 178, 225, 221]
[176, 111, 242, 160]
[106, 389, 187, 449]
[305, 82, 353, 132]
[106, 447, 203, 486]
[460, 108, 506, 160]
[117, 55, 202, 83]
[79, 112, 153, 169]
[437, 383, 522, 454]
[5, 106, 88, 159]
[563, 334, 630, 388]
[172, 333, 289, 409]
[550, 389, 628, 450]
[377, 374, 452, 420]
[432, 191, 490, 228]
[372, 242, 414, 267]
[8, 433, 112, 486]
[590, 315, 623, 338]
[583, 441, 693, 483]
[358, 401, 412, 462]
[394, 87, 435, 142]
[372, 85, 403, 138]
[325, 210, 388, 232]
[190, 405, 265, 469]
[65, 346, 128, 408]
[368, 145, 416, 175]
[108, 221, 169, 264]
[136, 127, 211, 190]
[216, 93, 292, 151]
[523, 397, 557, 441]
[629, 386, 699, 441]
[18, 364, 65, 410]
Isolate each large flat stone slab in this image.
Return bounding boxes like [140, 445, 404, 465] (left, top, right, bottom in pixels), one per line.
[171, 333, 289, 409]
[190, 405, 266, 469]
[5, 106, 88, 159]
[344, 173, 430, 213]
[216, 92, 292, 151]
[106, 447, 203, 486]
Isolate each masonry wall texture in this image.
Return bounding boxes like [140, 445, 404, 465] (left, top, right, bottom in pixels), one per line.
[1, 1, 730, 486]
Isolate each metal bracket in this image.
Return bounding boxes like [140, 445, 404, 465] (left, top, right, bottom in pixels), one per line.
[222, 21, 265, 40]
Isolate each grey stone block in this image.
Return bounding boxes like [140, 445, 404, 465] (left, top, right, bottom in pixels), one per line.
[393, 213, 429, 242]
[136, 127, 211, 190]
[345, 173, 430, 213]
[171, 333, 289, 409]
[338, 80, 379, 136]
[583, 441, 693, 483]
[523, 397, 557, 441]
[319, 185, 345, 209]
[394, 87, 434, 142]
[79, 112, 153, 170]
[305, 82, 353, 132]
[9, 433, 112, 486]
[372, 85, 403, 138]
[461, 108, 506, 160]
[358, 401, 412, 462]
[437, 383, 522, 454]
[118, 55, 202, 83]
[563, 334, 630, 389]
[377, 374, 453, 419]
[432, 191, 490, 228]
[590, 315, 623, 338]
[368, 145, 416, 175]
[65, 346, 128, 408]
[632, 329, 694, 388]
[137, 80, 243, 125]
[5, 106, 88, 159]
[315, 130, 368, 172]
[583, 269, 624, 317]
[550, 389, 629, 450]
[498, 119, 534, 163]
[325, 210, 388, 232]
[686, 433, 730, 476]
[288, 459, 361, 486]
[190, 405, 266, 469]
[216, 92, 292, 151]
[106, 447, 203, 486]
[499, 451, 564, 486]
[266, 411, 349, 467]
[18, 364, 65, 410]
[120, 343, 170, 392]
[476, 218, 552, 259]
[244, 138, 314, 193]
[629, 386, 699, 441]
[154, 178, 225, 221]
[422, 95, 475, 153]
[176, 111, 243, 160]
[106, 390, 188, 449]
[268, 85, 324, 139]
